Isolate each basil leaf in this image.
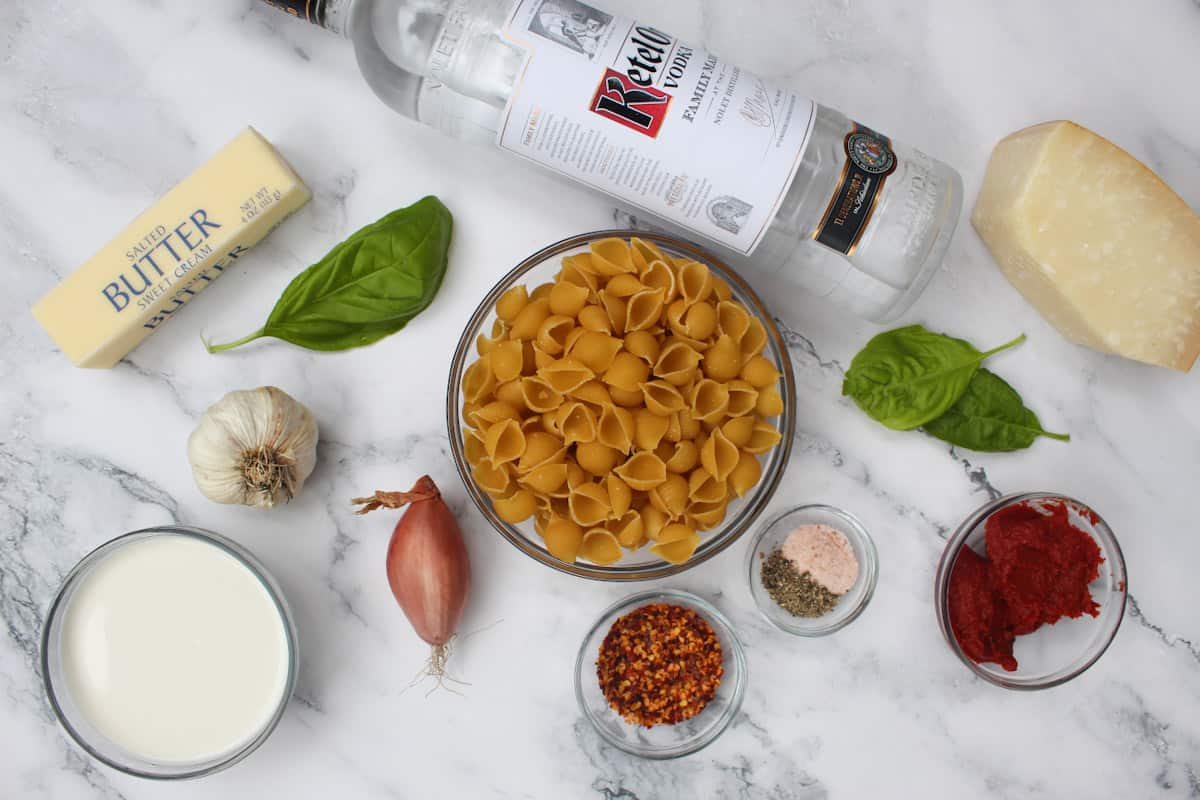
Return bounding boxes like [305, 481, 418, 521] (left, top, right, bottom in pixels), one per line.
[208, 196, 453, 353]
[842, 325, 1025, 430]
[923, 369, 1069, 452]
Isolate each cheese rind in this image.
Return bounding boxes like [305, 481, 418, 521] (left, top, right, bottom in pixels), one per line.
[971, 120, 1200, 371]
[32, 128, 310, 368]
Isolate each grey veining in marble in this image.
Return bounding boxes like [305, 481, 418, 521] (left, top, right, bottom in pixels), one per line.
[2, 0, 1199, 797]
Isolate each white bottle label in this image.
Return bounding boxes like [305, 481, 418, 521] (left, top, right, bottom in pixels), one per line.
[498, 0, 816, 255]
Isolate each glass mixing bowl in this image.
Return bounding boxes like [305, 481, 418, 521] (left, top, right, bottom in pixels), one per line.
[934, 493, 1127, 690]
[447, 230, 796, 581]
[574, 589, 746, 759]
[41, 527, 298, 779]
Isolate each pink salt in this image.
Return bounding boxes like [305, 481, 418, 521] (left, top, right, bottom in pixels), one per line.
[781, 524, 859, 595]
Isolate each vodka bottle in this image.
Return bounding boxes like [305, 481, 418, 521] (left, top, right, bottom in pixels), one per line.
[262, 0, 962, 321]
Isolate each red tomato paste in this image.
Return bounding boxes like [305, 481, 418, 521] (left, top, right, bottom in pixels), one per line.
[948, 500, 1103, 671]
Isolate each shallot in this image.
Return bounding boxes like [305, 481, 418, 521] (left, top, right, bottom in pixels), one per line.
[353, 476, 470, 679]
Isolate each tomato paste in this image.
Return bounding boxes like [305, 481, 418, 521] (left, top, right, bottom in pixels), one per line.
[948, 500, 1103, 671]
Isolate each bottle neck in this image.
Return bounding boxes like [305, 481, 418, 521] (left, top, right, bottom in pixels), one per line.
[259, 0, 352, 37]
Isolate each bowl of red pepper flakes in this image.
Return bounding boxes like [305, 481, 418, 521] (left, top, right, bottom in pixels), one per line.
[575, 590, 746, 758]
[934, 492, 1127, 690]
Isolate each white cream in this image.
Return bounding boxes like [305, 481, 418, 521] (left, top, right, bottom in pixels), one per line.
[59, 534, 290, 764]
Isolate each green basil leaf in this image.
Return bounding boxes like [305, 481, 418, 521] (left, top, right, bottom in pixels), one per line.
[923, 369, 1069, 452]
[842, 325, 1025, 430]
[208, 195, 453, 353]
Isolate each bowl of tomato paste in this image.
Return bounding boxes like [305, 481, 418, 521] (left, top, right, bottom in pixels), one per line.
[934, 493, 1127, 689]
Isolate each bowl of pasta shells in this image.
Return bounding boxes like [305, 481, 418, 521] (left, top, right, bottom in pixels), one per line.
[448, 231, 796, 580]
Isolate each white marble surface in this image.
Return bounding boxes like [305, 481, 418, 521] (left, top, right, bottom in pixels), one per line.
[3, 0, 1200, 797]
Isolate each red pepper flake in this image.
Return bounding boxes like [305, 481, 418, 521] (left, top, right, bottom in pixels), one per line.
[596, 603, 724, 727]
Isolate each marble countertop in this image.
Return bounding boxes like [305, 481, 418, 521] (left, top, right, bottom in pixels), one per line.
[3, 0, 1199, 797]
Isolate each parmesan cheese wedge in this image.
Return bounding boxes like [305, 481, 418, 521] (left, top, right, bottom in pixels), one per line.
[972, 121, 1200, 371]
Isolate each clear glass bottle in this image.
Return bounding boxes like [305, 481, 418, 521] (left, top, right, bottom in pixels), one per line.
[263, 0, 962, 321]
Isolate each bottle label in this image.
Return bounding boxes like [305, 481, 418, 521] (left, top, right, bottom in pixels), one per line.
[813, 124, 897, 255]
[258, 0, 326, 26]
[497, 0, 816, 256]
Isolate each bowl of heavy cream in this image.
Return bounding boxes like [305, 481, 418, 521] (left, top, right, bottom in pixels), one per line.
[41, 527, 297, 779]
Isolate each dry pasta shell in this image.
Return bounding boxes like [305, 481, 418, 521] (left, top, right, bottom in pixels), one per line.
[494, 488, 537, 523]
[543, 517, 584, 563]
[600, 291, 628, 333]
[608, 511, 646, 549]
[631, 237, 668, 272]
[537, 358, 593, 394]
[535, 314, 574, 356]
[589, 238, 638, 276]
[521, 376, 563, 414]
[579, 529, 623, 565]
[655, 522, 696, 546]
[716, 300, 752, 342]
[662, 411, 683, 443]
[740, 315, 768, 357]
[576, 303, 612, 333]
[702, 334, 742, 381]
[678, 260, 714, 306]
[466, 400, 518, 429]
[597, 406, 635, 453]
[686, 500, 728, 530]
[649, 473, 689, 518]
[509, 297, 551, 341]
[721, 415, 757, 448]
[641, 505, 670, 541]
[605, 273, 646, 298]
[690, 378, 731, 423]
[606, 475, 633, 517]
[726, 380, 759, 417]
[633, 409, 670, 451]
[529, 282, 555, 302]
[557, 402, 598, 446]
[531, 344, 555, 371]
[755, 385, 785, 417]
[654, 341, 703, 386]
[687, 468, 727, 504]
[625, 288, 665, 332]
[495, 284, 530, 322]
[650, 533, 700, 564]
[518, 431, 567, 472]
[665, 298, 689, 336]
[609, 386, 646, 408]
[664, 440, 699, 474]
[491, 380, 525, 410]
[521, 462, 569, 495]
[484, 419, 527, 466]
[640, 380, 686, 416]
[463, 428, 487, 467]
[569, 482, 612, 527]
[548, 280, 590, 317]
[472, 459, 510, 496]
[571, 330, 623, 373]
[487, 340, 525, 383]
[741, 355, 781, 388]
[462, 355, 497, 405]
[639, 258, 678, 304]
[743, 420, 783, 454]
[569, 380, 615, 409]
[614, 451, 668, 491]
[712, 276, 733, 302]
[577, 441, 622, 476]
[623, 329, 661, 364]
[677, 409, 702, 439]
[602, 352, 651, 393]
[727, 451, 762, 498]
[700, 427, 739, 482]
[684, 301, 718, 340]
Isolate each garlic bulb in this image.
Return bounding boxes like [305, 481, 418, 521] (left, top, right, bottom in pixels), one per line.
[187, 386, 319, 509]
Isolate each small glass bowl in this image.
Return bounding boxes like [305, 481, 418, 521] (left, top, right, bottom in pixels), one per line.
[747, 504, 878, 636]
[575, 590, 747, 759]
[41, 527, 299, 779]
[934, 492, 1127, 690]
[447, 230, 796, 581]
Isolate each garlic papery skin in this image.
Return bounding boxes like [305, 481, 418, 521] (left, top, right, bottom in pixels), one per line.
[187, 386, 318, 509]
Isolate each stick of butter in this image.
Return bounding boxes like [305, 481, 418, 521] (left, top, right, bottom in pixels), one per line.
[32, 127, 310, 368]
[972, 120, 1200, 371]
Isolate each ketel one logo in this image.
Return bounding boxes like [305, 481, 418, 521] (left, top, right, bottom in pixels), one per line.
[590, 68, 671, 137]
